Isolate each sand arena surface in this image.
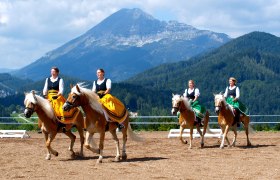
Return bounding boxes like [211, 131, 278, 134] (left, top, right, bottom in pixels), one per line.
[0, 131, 279, 179]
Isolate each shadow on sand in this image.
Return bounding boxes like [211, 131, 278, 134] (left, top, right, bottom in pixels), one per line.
[203, 144, 276, 149]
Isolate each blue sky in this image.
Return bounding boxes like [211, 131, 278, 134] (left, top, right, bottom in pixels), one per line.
[0, 0, 280, 69]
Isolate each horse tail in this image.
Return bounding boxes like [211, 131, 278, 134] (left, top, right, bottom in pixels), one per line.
[248, 124, 255, 134]
[203, 111, 216, 134]
[127, 123, 144, 142]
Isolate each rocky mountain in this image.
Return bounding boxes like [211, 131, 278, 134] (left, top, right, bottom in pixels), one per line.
[14, 8, 231, 81]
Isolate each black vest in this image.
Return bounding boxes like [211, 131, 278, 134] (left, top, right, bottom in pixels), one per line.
[227, 86, 237, 98]
[187, 88, 196, 100]
[94, 78, 107, 93]
[47, 77, 60, 91]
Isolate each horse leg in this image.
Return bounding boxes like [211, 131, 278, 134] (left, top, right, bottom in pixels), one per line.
[96, 132, 105, 164]
[243, 116, 252, 146]
[231, 124, 237, 147]
[220, 125, 230, 149]
[110, 129, 121, 162]
[189, 126, 194, 149]
[121, 126, 128, 160]
[84, 131, 99, 153]
[45, 132, 58, 160]
[196, 125, 204, 148]
[64, 131, 76, 159]
[179, 123, 187, 144]
[76, 127, 85, 157]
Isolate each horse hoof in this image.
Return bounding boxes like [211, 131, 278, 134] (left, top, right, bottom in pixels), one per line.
[71, 153, 76, 159]
[75, 152, 84, 157]
[220, 146, 224, 149]
[122, 154, 127, 161]
[201, 143, 204, 148]
[45, 154, 51, 160]
[96, 159, 102, 164]
[54, 152, 59, 156]
[114, 156, 120, 162]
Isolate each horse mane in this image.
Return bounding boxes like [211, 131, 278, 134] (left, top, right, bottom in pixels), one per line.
[215, 94, 226, 105]
[172, 94, 192, 111]
[24, 92, 56, 120]
[72, 83, 104, 114]
[181, 97, 192, 111]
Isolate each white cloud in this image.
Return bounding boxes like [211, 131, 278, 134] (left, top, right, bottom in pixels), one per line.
[0, 0, 280, 69]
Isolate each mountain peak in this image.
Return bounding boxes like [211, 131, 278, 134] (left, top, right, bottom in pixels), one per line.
[86, 8, 162, 37]
[118, 8, 155, 21]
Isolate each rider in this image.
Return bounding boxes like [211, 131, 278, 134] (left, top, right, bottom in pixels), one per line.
[92, 68, 111, 98]
[183, 80, 206, 126]
[43, 67, 67, 130]
[224, 77, 248, 127]
[92, 68, 124, 129]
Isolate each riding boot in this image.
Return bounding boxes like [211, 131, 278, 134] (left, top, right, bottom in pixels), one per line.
[57, 121, 66, 132]
[195, 117, 202, 127]
[234, 109, 240, 127]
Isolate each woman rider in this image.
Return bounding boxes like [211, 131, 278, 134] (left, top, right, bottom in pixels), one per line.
[92, 68, 124, 129]
[43, 67, 67, 122]
[224, 77, 248, 127]
[183, 80, 206, 126]
[92, 68, 111, 98]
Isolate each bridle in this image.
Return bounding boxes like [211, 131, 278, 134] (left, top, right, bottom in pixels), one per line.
[26, 102, 35, 112]
[65, 93, 81, 109]
[172, 100, 187, 113]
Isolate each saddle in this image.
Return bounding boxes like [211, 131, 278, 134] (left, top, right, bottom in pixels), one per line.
[99, 94, 128, 124]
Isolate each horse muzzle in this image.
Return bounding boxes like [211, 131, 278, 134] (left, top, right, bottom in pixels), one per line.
[24, 108, 32, 118]
[215, 106, 220, 114]
[63, 101, 73, 111]
[171, 107, 178, 115]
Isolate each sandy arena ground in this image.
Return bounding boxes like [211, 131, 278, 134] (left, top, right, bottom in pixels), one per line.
[0, 130, 279, 179]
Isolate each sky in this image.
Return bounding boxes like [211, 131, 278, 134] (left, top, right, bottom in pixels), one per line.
[0, 0, 280, 70]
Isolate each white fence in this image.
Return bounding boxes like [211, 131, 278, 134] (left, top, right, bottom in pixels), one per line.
[0, 115, 279, 125]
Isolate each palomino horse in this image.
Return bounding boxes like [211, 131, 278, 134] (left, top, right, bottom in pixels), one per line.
[214, 93, 252, 148]
[62, 84, 142, 163]
[171, 94, 210, 149]
[24, 91, 85, 160]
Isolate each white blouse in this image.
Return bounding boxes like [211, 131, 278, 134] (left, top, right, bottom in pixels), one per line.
[43, 77, 64, 96]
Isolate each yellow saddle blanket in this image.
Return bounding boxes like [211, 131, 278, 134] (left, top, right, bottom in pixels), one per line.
[99, 94, 128, 123]
[48, 91, 80, 124]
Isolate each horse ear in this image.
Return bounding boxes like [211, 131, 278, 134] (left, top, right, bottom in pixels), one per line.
[172, 93, 174, 97]
[213, 93, 216, 96]
[219, 91, 223, 95]
[76, 84, 81, 93]
[70, 84, 73, 89]
[31, 90, 37, 102]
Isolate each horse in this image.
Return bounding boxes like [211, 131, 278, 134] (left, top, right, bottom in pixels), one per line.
[62, 84, 142, 163]
[24, 91, 85, 160]
[214, 93, 252, 148]
[171, 94, 210, 149]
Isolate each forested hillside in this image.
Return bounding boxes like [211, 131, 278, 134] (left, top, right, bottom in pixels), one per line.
[126, 32, 280, 114]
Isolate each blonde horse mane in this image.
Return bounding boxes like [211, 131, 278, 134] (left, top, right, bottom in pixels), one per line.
[172, 94, 192, 111]
[71, 83, 104, 114]
[24, 92, 56, 120]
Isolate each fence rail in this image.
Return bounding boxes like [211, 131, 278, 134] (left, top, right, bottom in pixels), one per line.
[0, 115, 279, 125]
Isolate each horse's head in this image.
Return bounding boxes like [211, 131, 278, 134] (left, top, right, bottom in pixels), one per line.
[63, 84, 82, 111]
[24, 90, 38, 118]
[214, 93, 225, 114]
[171, 94, 183, 115]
